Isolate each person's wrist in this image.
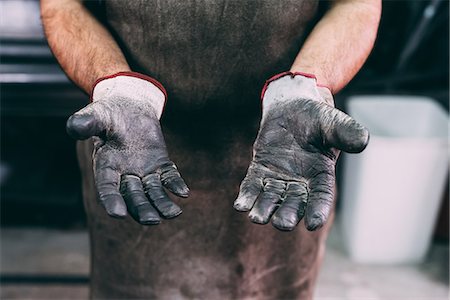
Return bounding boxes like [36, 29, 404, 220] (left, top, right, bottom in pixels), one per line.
[91, 72, 167, 119]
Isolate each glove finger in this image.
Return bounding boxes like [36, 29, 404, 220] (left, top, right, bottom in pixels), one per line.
[248, 178, 285, 224]
[142, 173, 182, 218]
[233, 175, 263, 212]
[271, 181, 308, 231]
[66, 103, 106, 140]
[95, 167, 127, 218]
[120, 175, 161, 225]
[160, 163, 190, 198]
[305, 171, 335, 231]
[320, 106, 370, 153]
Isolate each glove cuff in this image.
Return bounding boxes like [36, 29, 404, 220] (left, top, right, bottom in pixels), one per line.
[260, 71, 314, 101]
[260, 71, 333, 115]
[91, 72, 167, 119]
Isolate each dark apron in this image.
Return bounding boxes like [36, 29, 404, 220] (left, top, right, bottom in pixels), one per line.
[78, 1, 334, 298]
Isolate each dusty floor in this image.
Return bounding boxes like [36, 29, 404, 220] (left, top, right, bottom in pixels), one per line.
[1, 224, 448, 300]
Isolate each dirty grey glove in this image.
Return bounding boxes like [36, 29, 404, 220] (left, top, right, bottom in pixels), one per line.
[234, 72, 369, 231]
[67, 72, 189, 225]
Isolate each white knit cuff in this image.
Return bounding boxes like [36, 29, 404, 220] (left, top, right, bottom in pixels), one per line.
[262, 74, 321, 117]
[92, 74, 166, 119]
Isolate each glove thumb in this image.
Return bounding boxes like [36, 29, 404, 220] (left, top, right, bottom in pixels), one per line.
[66, 103, 105, 140]
[321, 107, 370, 153]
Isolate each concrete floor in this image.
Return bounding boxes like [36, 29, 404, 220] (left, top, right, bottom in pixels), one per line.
[1, 225, 448, 300]
[315, 225, 449, 300]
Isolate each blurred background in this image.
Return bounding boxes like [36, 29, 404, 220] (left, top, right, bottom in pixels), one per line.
[0, 0, 448, 299]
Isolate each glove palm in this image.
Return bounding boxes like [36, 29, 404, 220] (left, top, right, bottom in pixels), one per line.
[67, 73, 189, 225]
[234, 73, 369, 231]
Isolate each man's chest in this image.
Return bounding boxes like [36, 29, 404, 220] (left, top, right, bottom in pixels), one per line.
[105, 0, 317, 46]
[103, 0, 318, 111]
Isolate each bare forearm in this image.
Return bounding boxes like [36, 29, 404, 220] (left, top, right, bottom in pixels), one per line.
[291, 0, 381, 94]
[41, 0, 130, 93]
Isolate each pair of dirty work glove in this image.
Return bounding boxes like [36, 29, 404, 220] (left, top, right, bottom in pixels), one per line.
[67, 71, 369, 231]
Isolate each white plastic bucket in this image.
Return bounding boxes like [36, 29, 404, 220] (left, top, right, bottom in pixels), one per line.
[340, 96, 448, 264]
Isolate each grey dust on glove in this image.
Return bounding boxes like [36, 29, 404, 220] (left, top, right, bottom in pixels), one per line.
[234, 72, 369, 231]
[66, 72, 189, 225]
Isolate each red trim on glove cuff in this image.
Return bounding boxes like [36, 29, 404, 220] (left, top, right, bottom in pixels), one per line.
[261, 71, 329, 101]
[90, 71, 168, 103]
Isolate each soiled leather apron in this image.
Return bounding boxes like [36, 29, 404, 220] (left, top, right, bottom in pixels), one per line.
[77, 1, 334, 298]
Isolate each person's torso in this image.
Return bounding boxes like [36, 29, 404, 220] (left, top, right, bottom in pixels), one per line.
[105, 0, 318, 116]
